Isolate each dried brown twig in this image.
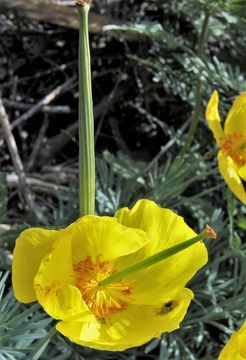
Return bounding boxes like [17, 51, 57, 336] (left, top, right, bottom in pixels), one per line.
[0, 0, 118, 33]
[37, 82, 131, 167]
[6, 172, 70, 197]
[3, 99, 73, 115]
[0, 95, 37, 213]
[27, 117, 50, 171]
[11, 76, 76, 129]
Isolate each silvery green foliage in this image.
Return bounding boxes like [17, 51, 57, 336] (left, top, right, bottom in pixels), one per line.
[104, 0, 246, 104]
[0, 272, 52, 360]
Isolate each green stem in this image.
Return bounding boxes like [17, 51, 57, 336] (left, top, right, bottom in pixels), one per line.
[179, 8, 210, 157]
[99, 225, 216, 286]
[197, 9, 210, 58]
[77, 3, 95, 216]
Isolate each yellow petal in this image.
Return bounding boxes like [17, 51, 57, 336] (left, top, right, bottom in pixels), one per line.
[205, 90, 225, 145]
[238, 164, 246, 181]
[218, 151, 246, 205]
[12, 228, 59, 303]
[56, 288, 193, 351]
[218, 321, 246, 360]
[115, 199, 207, 304]
[67, 215, 148, 264]
[116, 199, 196, 253]
[218, 333, 242, 360]
[238, 322, 246, 358]
[34, 236, 86, 320]
[239, 334, 246, 358]
[56, 317, 102, 346]
[224, 92, 246, 135]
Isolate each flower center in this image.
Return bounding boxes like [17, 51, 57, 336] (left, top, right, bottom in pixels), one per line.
[221, 133, 246, 166]
[73, 256, 132, 320]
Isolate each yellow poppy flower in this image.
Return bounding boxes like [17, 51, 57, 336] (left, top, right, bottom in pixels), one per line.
[12, 199, 208, 351]
[205, 91, 246, 204]
[218, 321, 246, 360]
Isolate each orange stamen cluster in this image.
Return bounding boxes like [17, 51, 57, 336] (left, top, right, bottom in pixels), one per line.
[221, 133, 246, 166]
[74, 256, 132, 320]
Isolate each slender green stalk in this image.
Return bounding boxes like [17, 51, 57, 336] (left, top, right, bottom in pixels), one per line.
[77, 2, 95, 216]
[99, 225, 216, 286]
[179, 8, 210, 157]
